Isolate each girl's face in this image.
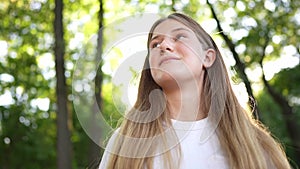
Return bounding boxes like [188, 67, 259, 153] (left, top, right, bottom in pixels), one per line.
[149, 19, 206, 89]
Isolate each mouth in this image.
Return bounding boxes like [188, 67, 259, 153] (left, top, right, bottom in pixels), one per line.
[159, 56, 180, 66]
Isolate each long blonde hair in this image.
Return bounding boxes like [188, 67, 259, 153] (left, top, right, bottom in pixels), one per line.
[106, 13, 291, 169]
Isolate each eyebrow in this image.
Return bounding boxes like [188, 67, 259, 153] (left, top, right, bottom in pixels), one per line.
[150, 27, 192, 42]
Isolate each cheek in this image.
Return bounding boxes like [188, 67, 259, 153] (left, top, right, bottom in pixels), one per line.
[180, 48, 205, 77]
[185, 56, 204, 78]
[149, 54, 159, 79]
[149, 58, 156, 73]
[149, 52, 158, 68]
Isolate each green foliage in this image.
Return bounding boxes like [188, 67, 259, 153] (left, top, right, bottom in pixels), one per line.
[272, 65, 300, 97]
[257, 89, 290, 142]
[0, 0, 57, 168]
[102, 81, 124, 128]
[1, 0, 300, 168]
[257, 87, 299, 166]
[270, 65, 300, 163]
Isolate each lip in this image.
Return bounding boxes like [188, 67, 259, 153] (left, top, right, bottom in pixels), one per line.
[159, 56, 180, 66]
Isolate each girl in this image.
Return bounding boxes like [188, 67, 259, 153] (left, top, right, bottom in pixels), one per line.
[99, 13, 291, 169]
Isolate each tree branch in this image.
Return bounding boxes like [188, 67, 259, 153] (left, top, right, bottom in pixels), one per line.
[297, 46, 300, 61]
[171, 0, 176, 12]
[206, 0, 258, 119]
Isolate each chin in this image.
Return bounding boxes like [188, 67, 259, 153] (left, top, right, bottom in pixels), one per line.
[154, 72, 190, 89]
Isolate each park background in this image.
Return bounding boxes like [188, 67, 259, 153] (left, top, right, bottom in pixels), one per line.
[0, 0, 300, 168]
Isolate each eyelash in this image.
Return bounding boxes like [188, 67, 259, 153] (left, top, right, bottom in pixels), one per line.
[150, 34, 186, 48]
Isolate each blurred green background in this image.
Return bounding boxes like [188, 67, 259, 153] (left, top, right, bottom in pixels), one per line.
[0, 0, 299, 168]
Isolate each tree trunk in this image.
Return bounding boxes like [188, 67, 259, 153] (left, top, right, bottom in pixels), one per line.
[206, 0, 259, 119]
[88, 0, 104, 166]
[54, 0, 72, 168]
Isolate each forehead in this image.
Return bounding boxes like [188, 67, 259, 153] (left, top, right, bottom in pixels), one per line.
[152, 19, 193, 34]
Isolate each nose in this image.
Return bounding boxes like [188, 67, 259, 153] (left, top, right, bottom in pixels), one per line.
[159, 38, 174, 52]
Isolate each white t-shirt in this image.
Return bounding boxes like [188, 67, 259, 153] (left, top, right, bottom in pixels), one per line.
[99, 118, 229, 169]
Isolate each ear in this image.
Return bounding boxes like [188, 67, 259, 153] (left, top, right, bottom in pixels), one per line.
[203, 49, 216, 68]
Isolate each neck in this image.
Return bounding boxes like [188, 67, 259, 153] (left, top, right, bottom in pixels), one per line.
[163, 81, 206, 121]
